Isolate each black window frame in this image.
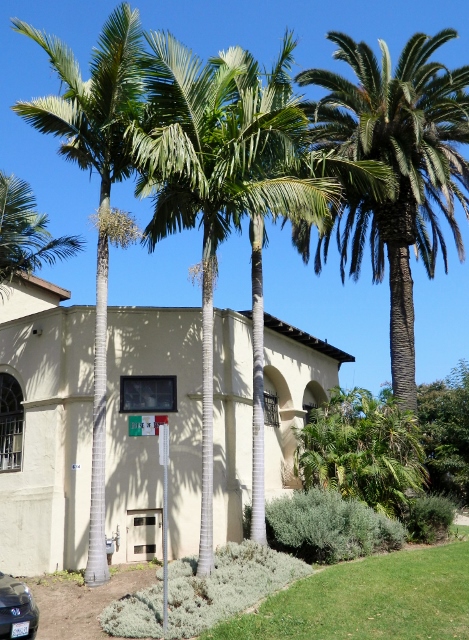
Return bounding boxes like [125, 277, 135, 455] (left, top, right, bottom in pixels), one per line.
[0, 373, 24, 473]
[120, 375, 178, 413]
[264, 392, 280, 428]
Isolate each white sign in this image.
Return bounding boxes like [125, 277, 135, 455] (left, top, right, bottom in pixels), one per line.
[159, 423, 169, 465]
[71, 464, 81, 470]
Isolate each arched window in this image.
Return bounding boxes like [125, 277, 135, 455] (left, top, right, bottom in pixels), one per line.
[0, 373, 24, 472]
[263, 372, 280, 428]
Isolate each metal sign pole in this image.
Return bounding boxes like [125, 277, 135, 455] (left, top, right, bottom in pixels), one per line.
[161, 423, 169, 635]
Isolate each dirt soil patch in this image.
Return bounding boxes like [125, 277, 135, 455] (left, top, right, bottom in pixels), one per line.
[24, 564, 160, 640]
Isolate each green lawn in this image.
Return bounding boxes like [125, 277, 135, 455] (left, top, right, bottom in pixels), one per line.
[199, 541, 469, 640]
[450, 523, 469, 537]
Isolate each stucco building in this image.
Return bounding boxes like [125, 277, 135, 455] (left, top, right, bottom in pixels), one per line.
[0, 275, 354, 576]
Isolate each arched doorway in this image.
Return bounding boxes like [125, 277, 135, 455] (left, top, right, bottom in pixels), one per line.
[0, 373, 24, 472]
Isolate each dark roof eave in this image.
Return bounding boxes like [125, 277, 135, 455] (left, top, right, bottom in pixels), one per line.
[238, 310, 355, 365]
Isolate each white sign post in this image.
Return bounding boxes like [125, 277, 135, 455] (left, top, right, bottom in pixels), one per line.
[159, 421, 169, 634]
[128, 415, 169, 633]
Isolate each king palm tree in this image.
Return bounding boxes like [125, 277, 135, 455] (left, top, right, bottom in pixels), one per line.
[0, 170, 83, 289]
[129, 33, 341, 575]
[12, 3, 145, 586]
[240, 36, 392, 546]
[295, 30, 469, 412]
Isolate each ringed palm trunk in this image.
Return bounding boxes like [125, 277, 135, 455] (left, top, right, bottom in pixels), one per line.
[387, 240, 417, 413]
[250, 215, 267, 544]
[197, 222, 216, 577]
[85, 174, 111, 587]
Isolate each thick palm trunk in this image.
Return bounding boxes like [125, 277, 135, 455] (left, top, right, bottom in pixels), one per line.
[250, 215, 267, 545]
[85, 175, 111, 587]
[387, 241, 417, 413]
[197, 225, 216, 577]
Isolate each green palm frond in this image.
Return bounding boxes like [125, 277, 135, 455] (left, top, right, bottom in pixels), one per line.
[296, 68, 364, 113]
[143, 183, 199, 249]
[378, 39, 392, 103]
[308, 153, 394, 201]
[90, 3, 144, 123]
[0, 171, 84, 281]
[128, 121, 208, 197]
[327, 32, 364, 80]
[144, 30, 215, 148]
[394, 33, 429, 81]
[12, 97, 85, 140]
[211, 45, 259, 95]
[240, 177, 338, 230]
[359, 113, 379, 154]
[11, 18, 85, 98]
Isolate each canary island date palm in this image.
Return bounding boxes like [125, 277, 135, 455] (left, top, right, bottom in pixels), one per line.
[295, 30, 469, 412]
[12, 3, 145, 586]
[129, 32, 340, 574]
[0, 170, 83, 291]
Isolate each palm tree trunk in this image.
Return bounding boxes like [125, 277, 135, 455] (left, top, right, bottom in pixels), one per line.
[387, 241, 417, 413]
[250, 215, 267, 545]
[197, 223, 216, 577]
[85, 175, 111, 587]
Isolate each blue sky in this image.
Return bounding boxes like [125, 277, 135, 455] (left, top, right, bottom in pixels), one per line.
[1, 0, 468, 394]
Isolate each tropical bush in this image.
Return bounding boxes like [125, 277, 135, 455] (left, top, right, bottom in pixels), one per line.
[294, 387, 428, 517]
[404, 494, 457, 543]
[100, 541, 312, 639]
[418, 360, 469, 502]
[244, 489, 406, 564]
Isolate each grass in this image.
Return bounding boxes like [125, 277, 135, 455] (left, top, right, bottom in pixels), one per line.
[199, 541, 469, 640]
[29, 561, 158, 587]
[450, 523, 469, 538]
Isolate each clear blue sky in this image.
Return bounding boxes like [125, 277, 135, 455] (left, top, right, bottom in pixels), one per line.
[1, 0, 468, 394]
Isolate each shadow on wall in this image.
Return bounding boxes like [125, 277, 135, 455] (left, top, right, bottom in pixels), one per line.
[62, 308, 250, 567]
[217, 312, 251, 543]
[3, 306, 278, 570]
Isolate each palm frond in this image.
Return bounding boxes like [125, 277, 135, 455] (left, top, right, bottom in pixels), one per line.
[11, 18, 85, 98]
[240, 177, 339, 231]
[144, 30, 214, 149]
[89, 3, 144, 124]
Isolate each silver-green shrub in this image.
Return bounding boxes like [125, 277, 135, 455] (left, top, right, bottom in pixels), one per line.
[100, 541, 312, 639]
[263, 488, 406, 563]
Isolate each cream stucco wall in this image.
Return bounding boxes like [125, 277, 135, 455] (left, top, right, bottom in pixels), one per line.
[0, 278, 65, 324]
[0, 304, 343, 576]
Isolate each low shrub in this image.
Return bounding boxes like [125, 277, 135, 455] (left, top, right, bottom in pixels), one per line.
[245, 488, 406, 564]
[404, 494, 457, 543]
[100, 541, 312, 639]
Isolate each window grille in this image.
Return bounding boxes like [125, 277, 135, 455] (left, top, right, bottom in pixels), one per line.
[0, 373, 24, 473]
[303, 402, 318, 425]
[0, 418, 23, 471]
[264, 392, 280, 428]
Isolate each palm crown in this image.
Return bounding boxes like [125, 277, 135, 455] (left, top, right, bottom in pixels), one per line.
[12, 4, 144, 185]
[297, 29, 469, 282]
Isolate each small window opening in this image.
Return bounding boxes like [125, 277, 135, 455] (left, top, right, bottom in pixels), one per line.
[264, 392, 280, 428]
